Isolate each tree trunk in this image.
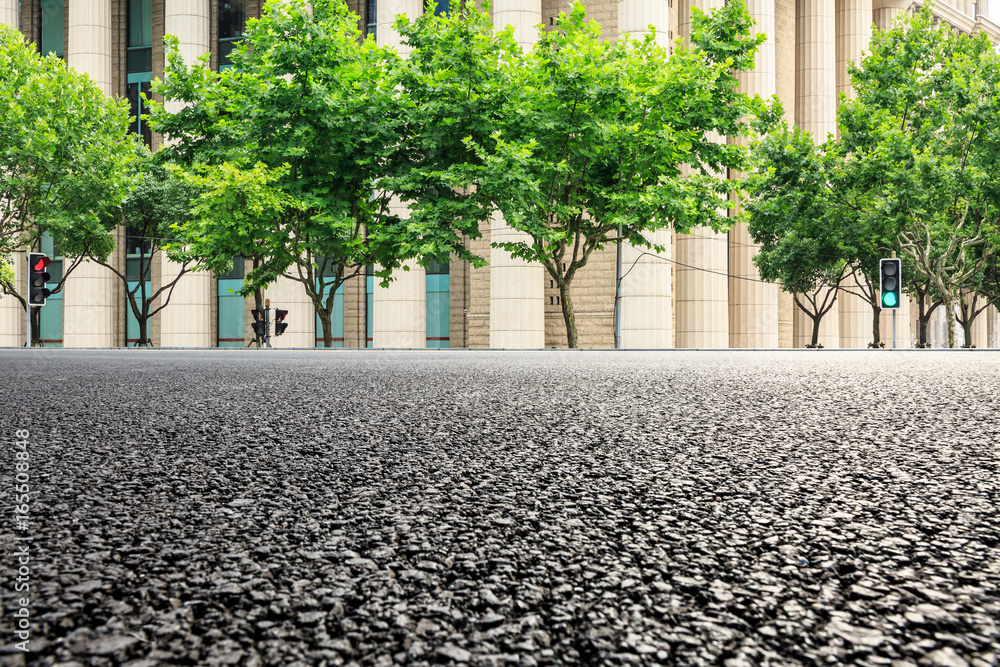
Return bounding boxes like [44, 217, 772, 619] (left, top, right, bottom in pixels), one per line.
[138, 316, 150, 347]
[30, 307, 42, 347]
[558, 281, 578, 349]
[944, 294, 957, 348]
[810, 315, 821, 347]
[253, 287, 264, 347]
[318, 308, 333, 348]
[871, 302, 882, 348]
[916, 292, 930, 347]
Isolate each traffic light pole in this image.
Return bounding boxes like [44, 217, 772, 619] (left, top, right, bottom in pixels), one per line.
[893, 309, 897, 350]
[265, 307, 271, 348]
[25, 302, 30, 349]
[263, 299, 272, 348]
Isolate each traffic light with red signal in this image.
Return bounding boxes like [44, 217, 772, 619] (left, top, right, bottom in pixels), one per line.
[28, 253, 52, 306]
[274, 309, 288, 336]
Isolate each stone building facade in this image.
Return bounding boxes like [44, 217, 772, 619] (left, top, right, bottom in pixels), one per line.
[1, 0, 999, 348]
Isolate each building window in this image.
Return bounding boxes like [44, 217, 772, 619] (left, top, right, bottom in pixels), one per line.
[219, 0, 246, 69]
[125, 228, 152, 345]
[127, 79, 152, 146]
[218, 256, 246, 347]
[127, 0, 153, 146]
[434, 0, 448, 15]
[366, 0, 376, 38]
[39, 0, 63, 58]
[313, 259, 346, 347]
[366, 264, 374, 348]
[426, 260, 449, 348]
[127, 0, 152, 72]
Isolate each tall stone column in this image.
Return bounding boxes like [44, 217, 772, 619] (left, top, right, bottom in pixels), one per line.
[619, 230, 673, 348]
[836, 0, 872, 348]
[63, 0, 114, 347]
[676, 0, 729, 348]
[872, 0, 909, 31]
[730, 0, 778, 348]
[490, 0, 545, 348]
[494, 0, 541, 46]
[970, 309, 989, 348]
[374, 0, 426, 347]
[614, 0, 672, 348]
[986, 304, 998, 348]
[794, 0, 839, 347]
[0, 0, 16, 28]
[159, 0, 214, 347]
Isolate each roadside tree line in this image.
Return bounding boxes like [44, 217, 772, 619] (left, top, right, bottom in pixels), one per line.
[745, 5, 1000, 348]
[2, 1, 998, 348]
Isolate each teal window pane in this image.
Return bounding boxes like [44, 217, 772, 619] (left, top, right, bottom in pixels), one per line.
[426, 273, 449, 348]
[39, 232, 63, 283]
[218, 278, 245, 347]
[366, 275, 374, 348]
[126, 280, 151, 345]
[40, 0, 63, 58]
[315, 281, 345, 348]
[38, 289, 62, 347]
[128, 0, 152, 48]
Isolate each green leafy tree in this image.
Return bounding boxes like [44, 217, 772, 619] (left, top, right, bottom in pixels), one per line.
[838, 5, 1000, 348]
[388, 1, 519, 267]
[745, 126, 848, 347]
[88, 147, 196, 346]
[419, 0, 772, 347]
[152, 0, 474, 346]
[0, 23, 134, 344]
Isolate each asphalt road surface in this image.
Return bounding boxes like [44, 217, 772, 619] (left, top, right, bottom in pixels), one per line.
[1, 350, 998, 667]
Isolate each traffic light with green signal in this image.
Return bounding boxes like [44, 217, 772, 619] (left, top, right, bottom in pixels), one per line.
[880, 258, 902, 309]
[28, 253, 52, 306]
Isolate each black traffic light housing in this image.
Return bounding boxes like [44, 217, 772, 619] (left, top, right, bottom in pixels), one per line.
[880, 258, 902, 309]
[274, 309, 288, 336]
[28, 253, 52, 306]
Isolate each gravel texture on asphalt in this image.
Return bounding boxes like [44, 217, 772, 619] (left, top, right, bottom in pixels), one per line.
[1, 349, 999, 667]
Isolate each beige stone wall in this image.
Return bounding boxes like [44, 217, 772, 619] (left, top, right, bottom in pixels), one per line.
[545, 243, 616, 348]
[343, 272, 366, 348]
[449, 250, 468, 348]
[467, 229, 492, 348]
